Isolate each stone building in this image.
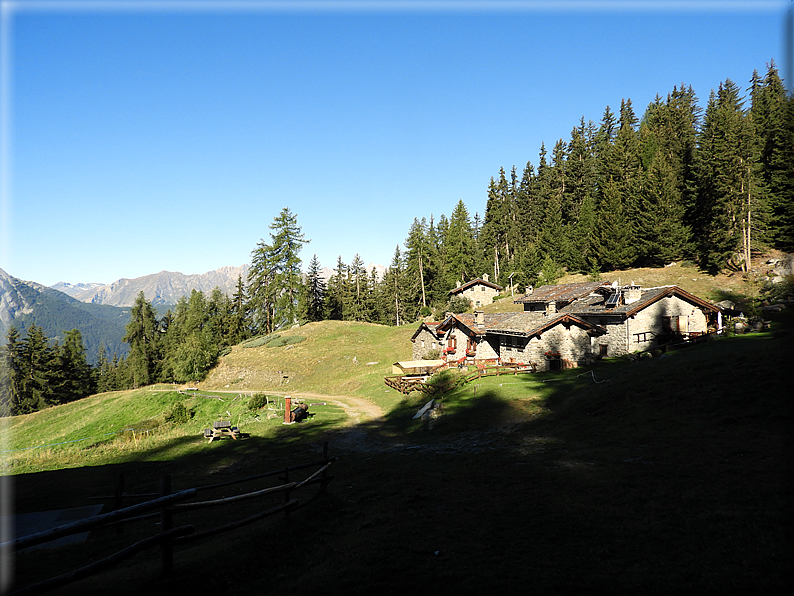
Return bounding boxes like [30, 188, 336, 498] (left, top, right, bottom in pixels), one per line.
[449, 274, 504, 308]
[558, 284, 720, 357]
[410, 322, 443, 360]
[410, 281, 721, 369]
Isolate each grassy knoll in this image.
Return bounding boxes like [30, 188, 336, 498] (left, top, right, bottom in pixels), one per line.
[201, 319, 417, 410]
[6, 319, 792, 594]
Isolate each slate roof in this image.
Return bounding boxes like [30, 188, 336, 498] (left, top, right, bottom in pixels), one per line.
[514, 281, 611, 304]
[449, 277, 504, 295]
[487, 312, 604, 337]
[437, 312, 515, 336]
[410, 322, 442, 342]
[561, 285, 720, 317]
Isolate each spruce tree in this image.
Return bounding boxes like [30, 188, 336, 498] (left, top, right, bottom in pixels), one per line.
[123, 292, 159, 388]
[443, 200, 476, 289]
[303, 254, 326, 323]
[694, 80, 767, 271]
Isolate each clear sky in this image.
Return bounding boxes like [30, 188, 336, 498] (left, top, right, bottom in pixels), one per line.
[0, 0, 789, 287]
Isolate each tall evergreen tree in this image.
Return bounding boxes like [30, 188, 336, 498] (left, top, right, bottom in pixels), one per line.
[303, 254, 326, 323]
[443, 200, 476, 288]
[751, 61, 793, 249]
[694, 80, 768, 271]
[248, 208, 309, 332]
[123, 292, 159, 388]
[52, 329, 94, 404]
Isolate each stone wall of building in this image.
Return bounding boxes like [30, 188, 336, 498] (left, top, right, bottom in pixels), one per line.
[412, 328, 442, 360]
[460, 284, 501, 308]
[496, 325, 594, 371]
[590, 296, 710, 357]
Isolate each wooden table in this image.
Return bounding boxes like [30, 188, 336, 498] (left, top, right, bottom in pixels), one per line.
[204, 421, 240, 442]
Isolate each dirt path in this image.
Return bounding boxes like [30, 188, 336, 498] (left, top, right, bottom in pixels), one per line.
[211, 389, 384, 426]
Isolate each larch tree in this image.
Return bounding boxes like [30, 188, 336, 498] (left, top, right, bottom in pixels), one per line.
[248, 208, 309, 333]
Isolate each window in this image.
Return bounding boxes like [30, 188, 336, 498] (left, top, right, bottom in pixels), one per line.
[599, 344, 608, 357]
[634, 332, 649, 343]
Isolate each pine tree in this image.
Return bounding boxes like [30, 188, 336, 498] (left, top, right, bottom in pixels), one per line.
[52, 329, 94, 404]
[229, 274, 250, 345]
[0, 327, 22, 415]
[248, 208, 308, 332]
[347, 254, 368, 321]
[404, 218, 434, 309]
[324, 256, 348, 320]
[123, 292, 159, 388]
[303, 254, 326, 323]
[751, 62, 793, 249]
[443, 200, 476, 288]
[694, 80, 767, 271]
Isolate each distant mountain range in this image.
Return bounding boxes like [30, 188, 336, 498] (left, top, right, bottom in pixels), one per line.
[1, 262, 387, 365]
[51, 265, 251, 307]
[1, 268, 131, 364]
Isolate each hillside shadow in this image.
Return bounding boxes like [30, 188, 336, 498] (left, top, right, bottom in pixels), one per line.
[8, 329, 793, 594]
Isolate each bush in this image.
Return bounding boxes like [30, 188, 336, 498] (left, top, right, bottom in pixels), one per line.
[265, 335, 306, 348]
[248, 393, 269, 411]
[420, 305, 433, 317]
[447, 295, 471, 314]
[164, 402, 193, 425]
[425, 349, 441, 360]
[242, 334, 280, 349]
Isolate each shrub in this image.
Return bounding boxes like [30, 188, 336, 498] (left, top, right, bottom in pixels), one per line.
[243, 334, 280, 349]
[265, 335, 306, 348]
[425, 349, 441, 360]
[164, 402, 193, 425]
[426, 368, 465, 393]
[447, 295, 471, 314]
[248, 393, 269, 411]
[420, 305, 433, 317]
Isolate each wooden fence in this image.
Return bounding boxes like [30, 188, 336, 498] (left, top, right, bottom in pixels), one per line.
[385, 362, 538, 395]
[5, 444, 335, 596]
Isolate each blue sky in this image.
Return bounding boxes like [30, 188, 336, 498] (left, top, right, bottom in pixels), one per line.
[0, 0, 789, 287]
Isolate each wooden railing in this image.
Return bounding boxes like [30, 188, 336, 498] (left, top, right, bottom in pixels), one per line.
[6, 444, 335, 596]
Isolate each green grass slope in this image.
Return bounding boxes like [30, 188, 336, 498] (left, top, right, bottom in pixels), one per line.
[201, 320, 417, 408]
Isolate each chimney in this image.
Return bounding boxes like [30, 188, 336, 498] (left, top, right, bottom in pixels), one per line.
[482, 273, 489, 282]
[525, 285, 533, 296]
[624, 283, 641, 304]
[546, 300, 557, 314]
[475, 310, 485, 326]
[456, 280, 462, 288]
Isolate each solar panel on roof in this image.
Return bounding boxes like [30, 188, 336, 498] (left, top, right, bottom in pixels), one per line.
[605, 292, 621, 307]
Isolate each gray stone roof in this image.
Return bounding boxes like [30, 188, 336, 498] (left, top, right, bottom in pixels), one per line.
[487, 312, 602, 337]
[514, 281, 610, 304]
[561, 285, 719, 317]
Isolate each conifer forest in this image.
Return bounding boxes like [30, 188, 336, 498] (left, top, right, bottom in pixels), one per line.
[2, 63, 793, 414]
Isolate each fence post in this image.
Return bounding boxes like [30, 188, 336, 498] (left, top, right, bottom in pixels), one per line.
[284, 396, 292, 424]
[114, 474, 124, 534]
[283, 466, 291, 519]
[160, 475, 173, 576]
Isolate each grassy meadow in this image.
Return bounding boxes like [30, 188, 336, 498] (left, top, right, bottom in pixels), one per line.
[4, 262, 793, 594]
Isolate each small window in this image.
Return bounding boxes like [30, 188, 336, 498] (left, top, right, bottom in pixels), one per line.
[599, 344, 608, 357]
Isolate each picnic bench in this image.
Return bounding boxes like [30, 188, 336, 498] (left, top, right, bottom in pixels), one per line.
[203, 420, 241, 443]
